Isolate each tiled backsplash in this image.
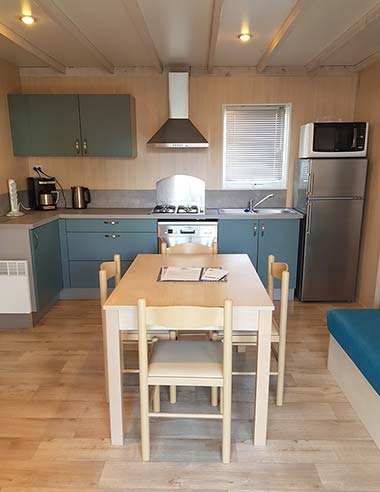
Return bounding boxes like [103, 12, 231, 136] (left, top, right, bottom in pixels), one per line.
[205, 190, 286, 209]
[61, 189, 286, 209]
[0, 189, 286, 215]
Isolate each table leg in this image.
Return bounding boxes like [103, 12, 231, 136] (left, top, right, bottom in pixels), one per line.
[106, 309, 124, 445]
[254, 310, 272, 446]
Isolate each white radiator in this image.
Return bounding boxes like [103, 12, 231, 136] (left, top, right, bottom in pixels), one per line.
[0, 260, 32, 314]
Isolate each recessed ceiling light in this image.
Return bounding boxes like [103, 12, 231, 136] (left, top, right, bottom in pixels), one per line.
[20, 15, 36, 25]
[238, 33, 252, 42]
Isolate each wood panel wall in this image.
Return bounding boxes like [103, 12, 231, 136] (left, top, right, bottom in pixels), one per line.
[355, 61, 380, 307]
[20, 72, 358, 204]
[0, 60, 28, 194]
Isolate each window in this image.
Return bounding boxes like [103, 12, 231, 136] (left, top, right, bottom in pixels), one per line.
[222, 104, 291, 189]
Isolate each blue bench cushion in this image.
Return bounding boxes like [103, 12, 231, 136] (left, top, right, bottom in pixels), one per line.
[327, 309, 380, 395]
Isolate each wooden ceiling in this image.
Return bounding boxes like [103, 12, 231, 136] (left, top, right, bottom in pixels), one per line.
[0, 0, 379, 75]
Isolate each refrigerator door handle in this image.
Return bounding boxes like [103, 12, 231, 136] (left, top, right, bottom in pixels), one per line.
[306, 203, 312, 235]
[308, 196, 364, 201]
[307, 172, 315, 197]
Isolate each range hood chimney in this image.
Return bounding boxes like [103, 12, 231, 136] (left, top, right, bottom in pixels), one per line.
[147, 72, 208, 148]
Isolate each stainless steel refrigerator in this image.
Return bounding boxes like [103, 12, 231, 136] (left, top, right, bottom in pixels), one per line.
[294, 158, 367, 301]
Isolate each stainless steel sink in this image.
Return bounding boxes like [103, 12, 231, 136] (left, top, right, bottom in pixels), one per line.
[218, 207, 296, 215]
[217, 208, 252, 215]
[254, 208, 296, 215]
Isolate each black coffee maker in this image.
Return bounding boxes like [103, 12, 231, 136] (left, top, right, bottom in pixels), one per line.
[28, 177, 59, 210]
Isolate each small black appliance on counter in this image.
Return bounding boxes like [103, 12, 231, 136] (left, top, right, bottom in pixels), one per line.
[28, 177, 59, 210]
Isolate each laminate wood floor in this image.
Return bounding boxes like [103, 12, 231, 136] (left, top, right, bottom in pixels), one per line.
[0, 299, 379, 492]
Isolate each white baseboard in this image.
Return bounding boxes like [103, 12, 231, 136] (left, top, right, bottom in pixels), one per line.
[328, 335, 380, 448]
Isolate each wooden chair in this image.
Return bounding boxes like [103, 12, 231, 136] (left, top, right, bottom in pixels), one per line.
[99, 254, 140, 402]
[160, 240, 219, 406]
[160, 241, 218, 255]
[137, 298, 233, 463]
[229, 254, 289, 406]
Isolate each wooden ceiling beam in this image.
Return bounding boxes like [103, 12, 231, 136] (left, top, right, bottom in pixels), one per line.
[306, 1, 380, 72]
[207, 0, 224, 73]
[120, 0, 163, 73]
[256, 0, 307, 73]
[354, 48, 380, 72]
[0, 22, 66, 73]
[34, 0, 115, 73]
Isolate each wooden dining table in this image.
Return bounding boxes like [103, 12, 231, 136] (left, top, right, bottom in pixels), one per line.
[104, 253, 274, 447]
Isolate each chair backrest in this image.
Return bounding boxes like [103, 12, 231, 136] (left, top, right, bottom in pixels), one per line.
[99, 254, 121, 307]
[160, 241, 218, 255]
[137, 298, 233, 380]
[267, 254, 289, 338]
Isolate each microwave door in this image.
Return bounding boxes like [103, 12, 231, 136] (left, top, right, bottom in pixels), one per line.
[309, 159, 367, 198]
[313, 123, 359, 153]
[313, 124, 336, 152]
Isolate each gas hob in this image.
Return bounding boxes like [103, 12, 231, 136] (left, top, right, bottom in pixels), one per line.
[151, 204, 204, 215]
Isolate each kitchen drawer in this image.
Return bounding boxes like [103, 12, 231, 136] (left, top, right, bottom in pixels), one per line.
[67, 232, 157, 260]
[65, 218, 157, 233]
[69, 260, 131, 288]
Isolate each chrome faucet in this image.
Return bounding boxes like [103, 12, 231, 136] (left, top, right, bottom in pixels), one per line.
[248, 194, 274, 212]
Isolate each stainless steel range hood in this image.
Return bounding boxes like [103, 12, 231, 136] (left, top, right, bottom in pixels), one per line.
[147, 72, 208, 148]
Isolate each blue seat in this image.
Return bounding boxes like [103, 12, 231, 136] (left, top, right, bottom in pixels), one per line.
[327, 309, 380, 395]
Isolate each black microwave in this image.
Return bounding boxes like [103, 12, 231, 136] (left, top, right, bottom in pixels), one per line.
[299, 122, 368, 158]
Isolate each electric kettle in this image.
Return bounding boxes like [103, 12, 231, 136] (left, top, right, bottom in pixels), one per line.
[71, 186, 91, 209]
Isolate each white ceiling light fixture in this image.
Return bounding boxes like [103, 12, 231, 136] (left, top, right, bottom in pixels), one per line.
[20, 15, 36, 25]
[238, 32, 252, 42]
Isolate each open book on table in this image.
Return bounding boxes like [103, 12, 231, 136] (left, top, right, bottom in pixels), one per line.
[158, 266, 228, 282]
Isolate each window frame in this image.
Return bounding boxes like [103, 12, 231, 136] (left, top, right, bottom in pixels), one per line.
[222, 103, 292, 190]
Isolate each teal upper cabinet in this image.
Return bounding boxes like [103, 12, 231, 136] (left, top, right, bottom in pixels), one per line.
[78, 95, 136, 157]
[8, 94, 81, 157]
[7, 94, 137, 158]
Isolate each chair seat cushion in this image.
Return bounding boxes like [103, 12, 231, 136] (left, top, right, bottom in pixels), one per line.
[327, 309, 380, 394]
[149, 341, 223, 378]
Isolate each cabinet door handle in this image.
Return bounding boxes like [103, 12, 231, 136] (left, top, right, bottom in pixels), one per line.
[253, 223, 257, 237]
[104, 220, 119, 225]
[83, 139, 88, 154]
[75, 139, 80, 154]
[32, 231, 39, 249]
[105, 234, 120, 239]
[261, 224, 265, 237]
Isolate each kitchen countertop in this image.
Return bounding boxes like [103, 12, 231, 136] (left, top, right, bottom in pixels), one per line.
[0, 207, 303, 229]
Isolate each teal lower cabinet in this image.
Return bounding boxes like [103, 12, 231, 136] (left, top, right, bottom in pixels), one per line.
[218, 218, 300, 296]
[60, 219, 158, 291]
[65, 218, 156, 233]
[218, 219, 259, 267]
[69, 260, 131, 288]
[256, 219, 300, 289]
[30, 220, 63, 313]
[67, 232, 157, 261]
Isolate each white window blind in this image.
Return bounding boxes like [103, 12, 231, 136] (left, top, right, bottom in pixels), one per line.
[223, 104, 289, 189]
